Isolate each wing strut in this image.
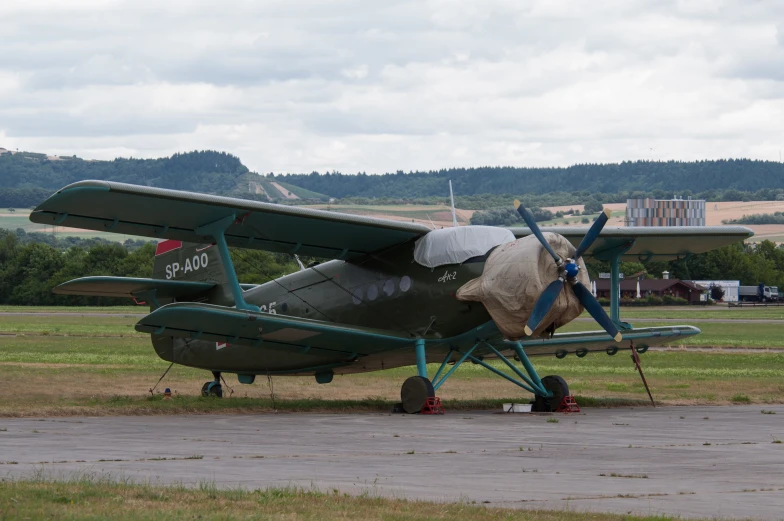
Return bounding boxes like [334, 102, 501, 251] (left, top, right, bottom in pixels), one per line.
[195, 215, 259, 312]
[591, 239, 636, 331]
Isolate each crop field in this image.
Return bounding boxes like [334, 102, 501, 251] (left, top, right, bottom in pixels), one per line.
[0, 208, 139, 242]
[0, 306, 782, 416]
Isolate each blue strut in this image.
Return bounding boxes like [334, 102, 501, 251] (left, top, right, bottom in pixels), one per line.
[196, 215, 259, 312]
[593, 240, 635, 331]
[414, 338, 427, 378]
[430, 341, 551, 397]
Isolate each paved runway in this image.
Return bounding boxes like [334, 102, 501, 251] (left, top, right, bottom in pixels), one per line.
[2, 405, 783, 519]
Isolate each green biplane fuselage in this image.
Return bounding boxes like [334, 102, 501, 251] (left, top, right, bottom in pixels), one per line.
[147, 239, 490, 376]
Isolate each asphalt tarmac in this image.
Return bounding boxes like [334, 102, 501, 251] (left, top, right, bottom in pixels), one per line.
[2, 405, 783, 520]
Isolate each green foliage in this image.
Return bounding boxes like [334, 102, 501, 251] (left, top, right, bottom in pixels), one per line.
[0, 150, 274, 207]
[0, 231, 155, 305]
[6, 149, 784, 210]
[709, 284, 726, 301]
[583, 198, 604, 213]
[0, 228, 300, 306]
[11, 228, 151, 251]
[725, 212, 784, 225]
[230, 249, 299, 284]
[469, 207, 552, 226]
[584, 240, 784, 296]
[275, 159, 784, 200]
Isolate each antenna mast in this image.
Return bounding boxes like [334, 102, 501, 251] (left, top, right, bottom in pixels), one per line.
[449, 180, 458, 227]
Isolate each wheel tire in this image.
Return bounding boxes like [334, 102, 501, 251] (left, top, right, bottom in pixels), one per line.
[201, 381, 223, 398]
[531, 375, 569, 413]
[400, 376, 435, 414]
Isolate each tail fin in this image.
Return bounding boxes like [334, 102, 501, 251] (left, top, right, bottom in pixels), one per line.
[153, 240, 226, 285]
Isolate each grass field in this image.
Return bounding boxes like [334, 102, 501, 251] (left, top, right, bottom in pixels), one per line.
[0, 306, 783, 416]
[2, 309, 782, 346]
[0, 478, 699, 521]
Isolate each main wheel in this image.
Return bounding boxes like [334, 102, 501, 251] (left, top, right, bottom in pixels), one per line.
[400, 376, 435, 414]
[531, 375, 569, 412]
[201, 381, 223, 398]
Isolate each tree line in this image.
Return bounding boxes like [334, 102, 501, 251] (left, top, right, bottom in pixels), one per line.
[724, 212, 784, 225]
[0, 150, 269, 207]
[0, 229, 299, 306]
[273, 159, 784, 199]
[5, 149, 784, 209]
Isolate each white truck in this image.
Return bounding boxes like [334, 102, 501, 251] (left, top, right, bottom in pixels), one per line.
[738, 284, 779, 302]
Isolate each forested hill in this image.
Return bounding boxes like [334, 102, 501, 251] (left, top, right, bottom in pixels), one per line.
[0, 150, 263, 207]
[273, 159, 784, 199]
[4, 149, 784, 208]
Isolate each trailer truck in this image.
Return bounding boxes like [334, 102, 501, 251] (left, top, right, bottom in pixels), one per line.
[738, 283, 779, 302]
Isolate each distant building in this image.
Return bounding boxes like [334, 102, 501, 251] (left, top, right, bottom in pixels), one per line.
[689, 280, 740, 302]
[594, 279, 706, 303]
[626, 197, 706, 226]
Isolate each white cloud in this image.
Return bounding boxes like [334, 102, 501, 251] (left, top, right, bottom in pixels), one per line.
[0, 0, 783, 173]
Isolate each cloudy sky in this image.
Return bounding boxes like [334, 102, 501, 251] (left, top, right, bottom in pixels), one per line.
[1, 0, 782, 174]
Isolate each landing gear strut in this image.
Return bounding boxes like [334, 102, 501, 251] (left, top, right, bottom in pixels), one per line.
[201, 371, 223, 398]
[531, 375, 569, 412]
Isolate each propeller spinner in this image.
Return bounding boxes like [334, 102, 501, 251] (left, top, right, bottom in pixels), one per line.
[513, 201, 621, 343]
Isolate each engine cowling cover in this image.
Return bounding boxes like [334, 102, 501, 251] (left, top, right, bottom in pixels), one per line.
[456, 233, 589, 340]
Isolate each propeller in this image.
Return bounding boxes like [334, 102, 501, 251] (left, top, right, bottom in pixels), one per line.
[514, 201, 621, 342]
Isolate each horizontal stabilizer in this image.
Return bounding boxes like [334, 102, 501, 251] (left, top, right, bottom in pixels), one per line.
[53, 276, 215, 299]
[135, 302, 415, 355]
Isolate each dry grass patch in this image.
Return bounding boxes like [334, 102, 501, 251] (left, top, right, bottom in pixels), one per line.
[0, 478, 692, 521]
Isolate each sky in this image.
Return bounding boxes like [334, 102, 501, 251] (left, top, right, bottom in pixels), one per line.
[1, 0, 783, 174]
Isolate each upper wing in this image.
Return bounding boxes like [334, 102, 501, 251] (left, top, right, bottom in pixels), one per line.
[30, 181, 430, 259]
[508, 226, 753, 261]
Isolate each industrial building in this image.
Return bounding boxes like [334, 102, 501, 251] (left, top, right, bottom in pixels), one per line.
[689, 280, 740, 302]
[626, 197, 706, 226]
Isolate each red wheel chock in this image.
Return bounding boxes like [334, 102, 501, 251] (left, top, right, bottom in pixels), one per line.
[556, 395, 581, 413]
[420, 397, 445, 415]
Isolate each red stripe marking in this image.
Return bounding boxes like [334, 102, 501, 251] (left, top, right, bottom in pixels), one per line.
[155, 240, 183, 256]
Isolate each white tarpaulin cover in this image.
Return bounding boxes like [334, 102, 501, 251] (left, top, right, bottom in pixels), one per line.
[413, 226, 515, 268]
[456, 233, 588, 340]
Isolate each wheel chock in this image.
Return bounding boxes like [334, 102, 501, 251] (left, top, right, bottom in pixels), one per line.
[556, 395, 581, 413]
[420, 397, 445, 415]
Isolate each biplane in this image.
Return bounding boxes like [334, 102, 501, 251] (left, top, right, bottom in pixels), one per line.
[30, 181, 752, 413]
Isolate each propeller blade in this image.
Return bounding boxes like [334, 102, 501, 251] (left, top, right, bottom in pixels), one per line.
[514, 200, 561, 265]
[571, 281, 622, 342]
[524, 278, 564, 336]
[574, 207, 611, 260]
